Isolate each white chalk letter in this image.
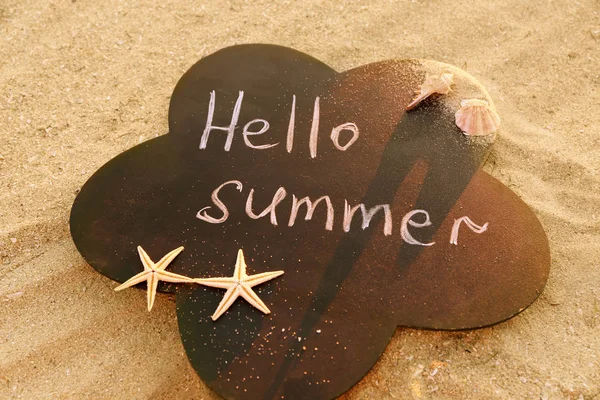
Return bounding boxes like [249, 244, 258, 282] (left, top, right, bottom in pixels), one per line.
[196, 180, 243, 224]
[331, 122, 359, 151]
[286, 94, 296, 153]
[309, 96, 320, 158]
[288, 195, 334, 231]
[400, 209, 435, 246]
[343, 200, 392, 236]
[450, 216, 489, 245]
[245, 187, 287, 226]
[242, 119, 277, 149]
[200, 90, 244, 151]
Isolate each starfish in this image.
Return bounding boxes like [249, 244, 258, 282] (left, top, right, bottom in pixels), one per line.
[114, 246, 195, 311]
[196, 249, 284, 321]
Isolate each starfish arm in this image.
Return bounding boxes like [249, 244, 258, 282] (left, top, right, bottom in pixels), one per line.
[234, 249, 246, 281]
[157, 270, 196, 283]
[194, 277, 236, 289]
[114, 271, 150, 291]
[244, 271, 284, 288]
[137, 246, 155, 271]
[155, 246, 184, 271]
[147, 272, 159, 311]
[239, 285, 271, 314]
[211, 286, 240, 321]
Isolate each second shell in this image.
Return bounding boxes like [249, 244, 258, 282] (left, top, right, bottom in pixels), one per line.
[455, 99, 501, 136]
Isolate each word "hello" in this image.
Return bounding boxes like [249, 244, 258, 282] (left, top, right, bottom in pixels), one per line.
[199, 91, 359, 158]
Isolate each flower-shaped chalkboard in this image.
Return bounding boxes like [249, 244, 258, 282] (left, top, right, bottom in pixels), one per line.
[70, 44, 550, 399]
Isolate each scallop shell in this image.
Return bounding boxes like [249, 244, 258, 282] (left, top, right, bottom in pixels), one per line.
[406, 72, 454, 111]
[454, 99, 501, 136]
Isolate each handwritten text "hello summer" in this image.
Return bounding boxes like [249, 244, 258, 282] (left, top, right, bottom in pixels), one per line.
[195, 91, 489, 246]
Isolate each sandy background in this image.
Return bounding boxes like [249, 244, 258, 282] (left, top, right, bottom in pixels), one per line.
[1, 0, 599, 399]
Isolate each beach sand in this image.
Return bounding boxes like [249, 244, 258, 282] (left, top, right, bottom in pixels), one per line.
[1, 0, 599, 398]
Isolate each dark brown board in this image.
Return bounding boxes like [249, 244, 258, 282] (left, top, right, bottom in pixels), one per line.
[70, 44, 550, 400]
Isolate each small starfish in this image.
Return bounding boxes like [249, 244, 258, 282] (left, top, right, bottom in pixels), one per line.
[114, 246, 195, 311]
[196, 249, 284, 321]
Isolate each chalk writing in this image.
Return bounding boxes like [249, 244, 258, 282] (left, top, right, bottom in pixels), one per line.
[400, 210, 435, 247]
[343, 201, 392, 236]
[196, 180, 487, 246]
[286, 94, 296, 153]
[195, 90, 489, 246]
[246, 187, 287, 226]
[199, 91, 359, 157]
[450, 216, 489, 245]
[288, 195, 335, 231]
[331, 122, 359, 151]
[242, 119, 277, 149]
[196, 180, 243, 223]
[200, 91, 244, 151]
[309, 96, 320, 158]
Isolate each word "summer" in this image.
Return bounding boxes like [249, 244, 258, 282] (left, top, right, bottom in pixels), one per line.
[197, 180, 489, 246]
